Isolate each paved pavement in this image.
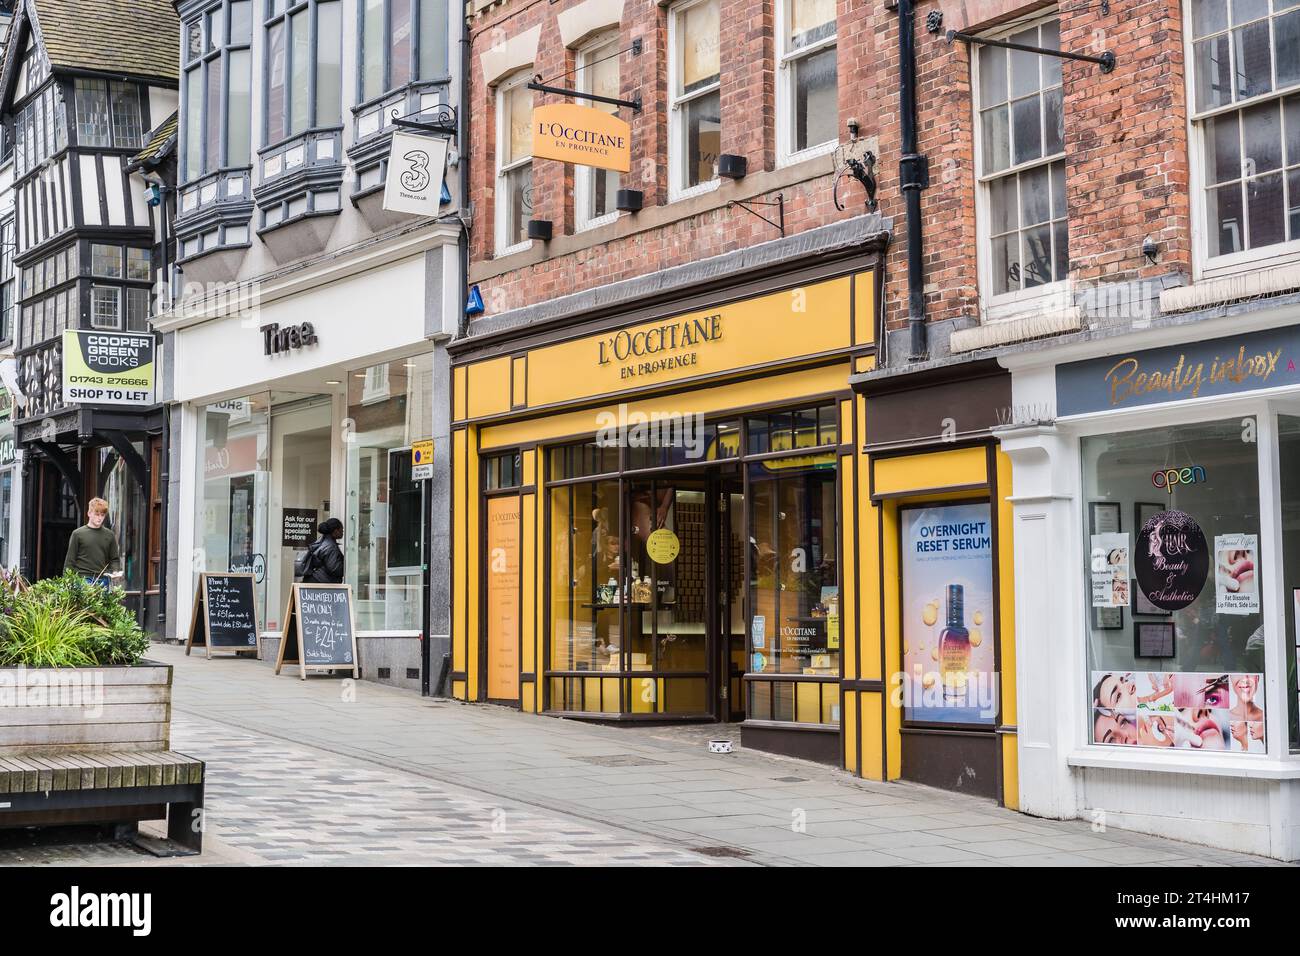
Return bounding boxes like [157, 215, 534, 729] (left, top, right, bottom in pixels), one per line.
[1, 643, 1287, 866]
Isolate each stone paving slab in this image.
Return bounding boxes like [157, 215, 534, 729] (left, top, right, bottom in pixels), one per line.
[49, 642, 1283, 868]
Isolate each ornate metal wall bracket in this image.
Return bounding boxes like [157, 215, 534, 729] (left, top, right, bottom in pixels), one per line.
[390, 104, 458, 136]
[727, 194, 785, 237]
[834, 151, 878, 212]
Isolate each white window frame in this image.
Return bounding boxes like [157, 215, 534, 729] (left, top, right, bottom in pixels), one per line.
[972, 11, 1071, 319]
[574, 31, 622, 232]
[494, 70, 534, 258]
[667, 0, 722, 202]
[1184, 0, 1300, 281]
[775, 0, 839, 167]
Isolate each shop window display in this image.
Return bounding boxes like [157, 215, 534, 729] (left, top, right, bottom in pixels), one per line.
[1082, 418, 1265, 754]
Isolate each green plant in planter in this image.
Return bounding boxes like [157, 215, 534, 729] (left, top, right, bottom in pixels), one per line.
[0, 602, 101, 668]
[0, 571, 149, 667]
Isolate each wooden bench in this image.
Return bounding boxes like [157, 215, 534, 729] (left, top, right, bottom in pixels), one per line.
[0, 751, 205, 854]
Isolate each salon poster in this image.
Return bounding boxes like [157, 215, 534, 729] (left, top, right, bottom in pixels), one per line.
[1091, 671, 1265, 753]
[901, 503, 996, 724]
[1135, 510, 1209, 611]
[1090, 533, 1130, 608]
[1214, 534, 1259, 615]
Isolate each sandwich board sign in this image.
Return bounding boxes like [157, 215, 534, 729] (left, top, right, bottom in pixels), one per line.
[186, 573, 259, 658]
[275, 583, 360, 680]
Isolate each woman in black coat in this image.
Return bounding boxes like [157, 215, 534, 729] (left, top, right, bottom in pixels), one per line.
[302, 518, 345, 584]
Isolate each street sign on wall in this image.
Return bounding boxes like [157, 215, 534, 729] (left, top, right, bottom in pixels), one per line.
[412, 439, 434, 481]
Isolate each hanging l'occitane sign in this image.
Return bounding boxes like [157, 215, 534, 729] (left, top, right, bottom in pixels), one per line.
[531, 103, 631, 173]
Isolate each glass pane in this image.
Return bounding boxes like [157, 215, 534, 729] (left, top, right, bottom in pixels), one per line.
[1041, 19, 1062, 87]
[1009, 28, 1041, 97]
[991, 231, 1020, 294]
[1232, 0, 1269, 22]
[205, 55, 223, 171]
[1247, 170, 1286, 246]
[679, 0, 720, 94]
[126, 247, 150, 281]
[76, 79, 110, 148]
[420, 0, 449, 79]
[1020, 163, 1051, 225]
[230, 0, 252, 43]
[391, 0, 413, 89]
[266, 21, 287, 142]
[1287, 94, 1300, 163]
[978, 44, 1007, 106]
[1043, 85, 1063, 155]
[1011, 94, 1042, 165]
[1205, 111, 1242, 182]
[504, 162, 532, 246]
[1290, 168, 1300, 238]
[227, 48, 251, 166]
[1232, 21, 1273, 100]
[362, 0, 384, 100]
[1194, 35, 1233, 111]
[1050, 160, 1067, 217]
[683, 89, 721, 187]
[316, 1, 343, 127]
[1242, 99, 1282, 172]
[789, 0, 836, 47]
[794, 45, 837, 151]
[1276, 9, 1300, 88]
[981, 104, 1009, 173]
[817, 405, 838, 446]
[186, 18, 203, 61]
[91, 244, 121, 278]
[1052, 218, 1069, 280]
[1022, 223, 1053, 287]
[747, 461, 839, 685]
[1207, 181, 1246, 254]
[184, 68, 202, 179]
[988, 174, 1017, 234]
[504, 82, 532, 164]
[289, 10, 309, 135]
[1194, 0, 1229, 33]
[345, 356, 433, 631]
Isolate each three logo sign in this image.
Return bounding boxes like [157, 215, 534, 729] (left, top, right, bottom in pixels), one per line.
[400, 149, 431, 193]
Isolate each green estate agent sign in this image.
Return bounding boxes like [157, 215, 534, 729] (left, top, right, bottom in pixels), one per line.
[62, 330, 156, 407]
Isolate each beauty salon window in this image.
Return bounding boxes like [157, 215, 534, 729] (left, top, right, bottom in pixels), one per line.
[1082, 418, 1266, 755]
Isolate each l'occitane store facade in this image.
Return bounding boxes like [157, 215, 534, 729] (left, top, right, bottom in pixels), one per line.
[450, 258, 1018, 800]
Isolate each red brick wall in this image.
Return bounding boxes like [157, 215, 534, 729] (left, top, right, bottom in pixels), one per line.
[467, 0, 1192, 343]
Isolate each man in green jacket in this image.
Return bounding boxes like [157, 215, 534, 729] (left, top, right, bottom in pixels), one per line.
[64, 497, 121, 587]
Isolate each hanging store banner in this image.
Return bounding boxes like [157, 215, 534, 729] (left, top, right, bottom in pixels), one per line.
[531, 104, 631, 173]
[382, 132, 450, 216]
[61, 330, 156, 407]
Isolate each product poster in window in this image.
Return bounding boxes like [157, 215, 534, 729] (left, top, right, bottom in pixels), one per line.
[1090, 532, 1130, 608]
[1091, 671, 1265, 752]
[900, 503, 996, 725]
[1134, 510, 1209, 612]
[1214, 533, 1259, 614]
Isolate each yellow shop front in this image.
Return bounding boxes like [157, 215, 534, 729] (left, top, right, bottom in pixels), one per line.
[449, 264, 878, 763]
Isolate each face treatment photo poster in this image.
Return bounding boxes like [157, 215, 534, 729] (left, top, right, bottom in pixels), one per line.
[901, 503, 997, 724]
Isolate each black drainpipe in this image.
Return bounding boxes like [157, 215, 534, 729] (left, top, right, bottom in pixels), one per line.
[898, 0, 930, 362]
[458, 9, 471, 338]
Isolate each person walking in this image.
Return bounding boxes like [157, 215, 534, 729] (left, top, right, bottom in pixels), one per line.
[64, 497, 121, 587]
[297, 517, 345, 584]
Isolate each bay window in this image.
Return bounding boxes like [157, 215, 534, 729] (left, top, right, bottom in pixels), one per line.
[181, 0, 253, 182]
[974, 15, 1069, 300]
[1189, 0, 1300, 268]
[13, 83, 66, 177]
[495, 73, 533, 255]
[669, 0, 721, 198]
[575, 33, 620, 230]
[265, 0, 343, 145]
[777, 0, 838, 162]
[359, 0, 450, 103]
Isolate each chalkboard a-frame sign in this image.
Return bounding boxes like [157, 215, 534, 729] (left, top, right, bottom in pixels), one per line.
[186, 573, 260, 659]
[274, 583, 360, 680]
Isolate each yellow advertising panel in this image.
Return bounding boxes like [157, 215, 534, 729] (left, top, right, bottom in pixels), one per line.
[531, 103, 631, 173]
[523, 276, 853, 409]
[486, 496, 521, 701]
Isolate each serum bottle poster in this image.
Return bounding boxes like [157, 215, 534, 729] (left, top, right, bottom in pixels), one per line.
[901, 503, 997, 724]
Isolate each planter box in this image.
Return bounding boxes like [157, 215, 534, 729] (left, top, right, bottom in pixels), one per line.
[0, 662, 172, 756]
